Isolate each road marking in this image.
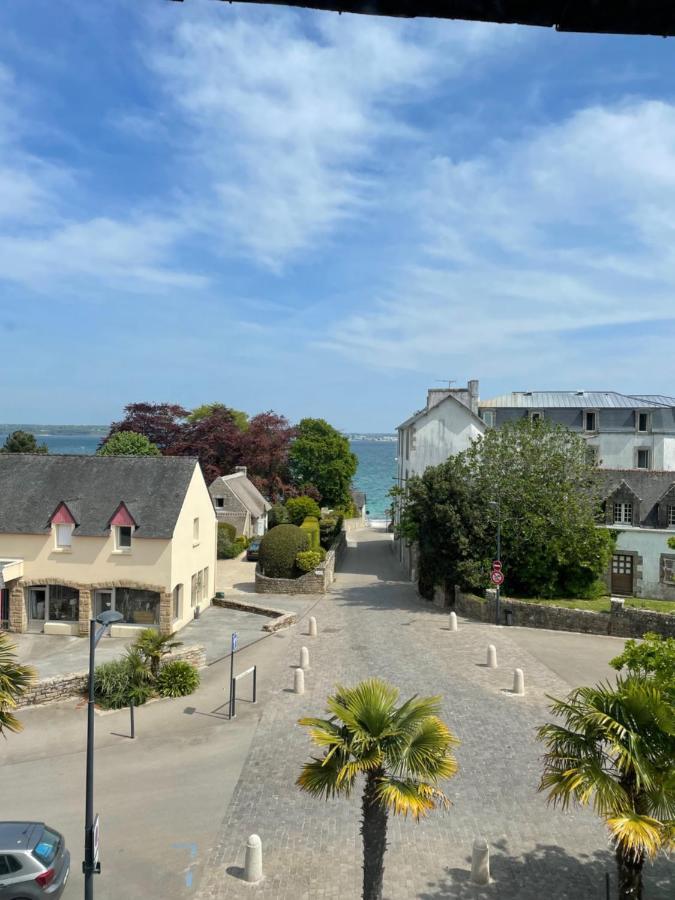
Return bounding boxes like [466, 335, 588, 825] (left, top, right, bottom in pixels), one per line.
[172, 842, 198, 889]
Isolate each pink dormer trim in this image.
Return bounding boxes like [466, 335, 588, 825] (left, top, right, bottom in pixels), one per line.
[50, 502, 77, 526]
[109, 502, 137, 529]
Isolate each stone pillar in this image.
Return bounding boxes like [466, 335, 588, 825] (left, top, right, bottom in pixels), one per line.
[78, 589, 92, 636]
[159, 591, 173, 635]
[9, 583, 27, 633]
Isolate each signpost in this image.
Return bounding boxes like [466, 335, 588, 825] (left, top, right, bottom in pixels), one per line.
[229, 633, 238, 719]
[92, 815, 100, 868]
[491, 560, 503, 624]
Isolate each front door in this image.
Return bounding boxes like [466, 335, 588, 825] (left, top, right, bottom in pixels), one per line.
[28, 587, 47, 630]
[94, 590, 113, 619]
[611, 554, 634, 595]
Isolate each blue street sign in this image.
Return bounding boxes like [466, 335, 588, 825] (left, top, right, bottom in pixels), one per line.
[232, 632, 238, 652]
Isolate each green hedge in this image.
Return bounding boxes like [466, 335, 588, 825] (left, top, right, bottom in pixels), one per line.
[219, 522, 237, 542]
[268, 503, 289, 528]
[319, 516, 341, 549]
[285, 496, 322, 525]
[258, 524, 309, 578]
[300, 515, 320, 550]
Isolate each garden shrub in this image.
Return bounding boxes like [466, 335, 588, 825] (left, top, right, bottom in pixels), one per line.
[285, 496, 321, 525]
[258, 524, 309, 578]
[219, 522, 237, 542]
[300, 515, 320, 550]
[218, 522, 238, 558]
[296, 548, 326, 573]
[94, 651, 153, 710]
[157, 660, 200, 697]
[268, 504, 289, 528]
[219, 536, 248, 559]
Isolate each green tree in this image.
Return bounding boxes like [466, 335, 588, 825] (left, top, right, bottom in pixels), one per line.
[1, 430, 48, 454]
[611, 633, 675, 702]
[289, 418, 357, 508]
[97, 430, 161, 457]
[285, 495, 321, 525]
[538, 676, 675, 900]
[297, 678, 459, 900]
[398, 419, 613, 598]
[188, 403, 249, 432]
[0, 633, 36, 735]
[132, 629, 182, 679]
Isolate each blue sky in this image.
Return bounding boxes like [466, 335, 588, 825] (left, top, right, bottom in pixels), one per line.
[1, 1, 674, 431]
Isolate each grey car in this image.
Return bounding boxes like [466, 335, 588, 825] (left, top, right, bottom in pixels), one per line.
[0, 823, 70, 899]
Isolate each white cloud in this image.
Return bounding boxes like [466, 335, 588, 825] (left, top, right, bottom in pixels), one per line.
[323, 99, 675, 385]
[146, 6, 516, 268]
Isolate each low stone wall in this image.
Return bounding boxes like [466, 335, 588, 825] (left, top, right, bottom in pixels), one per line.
[212, 596, 297, 632]
[453, 588, 675, 639]
[343, 516, 365, 533]
[255, 531, 347, 595]
[17, 644, 206, 708]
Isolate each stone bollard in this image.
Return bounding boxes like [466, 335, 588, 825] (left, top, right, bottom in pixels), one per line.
[300, 646, 310, 670]
[293, 668, 305, 694]
[470, 837, 490, 885]
[244, 834, 263, 883]
[308, 616, 318, 637]
[513, 668, 525, 696]
[449, 611, 458, 632]
[487, 644, 497, 669]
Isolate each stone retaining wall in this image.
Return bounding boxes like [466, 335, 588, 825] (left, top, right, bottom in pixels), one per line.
[255, 531, 347, 595]
[17, 644, 206, 708]
[453, 588, 675, 639]
[212, 596, 297, 632]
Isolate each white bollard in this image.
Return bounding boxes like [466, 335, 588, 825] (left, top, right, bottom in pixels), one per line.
[244, 834, 263, 883]
[470, 837, 490, 885]
[293, 668, 305, 694]
[449, 611, 458, 632]
[487, 644, 498, 669]
[513, 668, 525, 696]
[308, 616, 318, 637]
[300, 646, 310, 670]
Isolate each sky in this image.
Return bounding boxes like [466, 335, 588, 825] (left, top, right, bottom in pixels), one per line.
[1, 1, 675, 432]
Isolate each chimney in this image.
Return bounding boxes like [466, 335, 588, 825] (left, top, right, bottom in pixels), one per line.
[468, 379, 479, 415]
[234, 466, 247, 477]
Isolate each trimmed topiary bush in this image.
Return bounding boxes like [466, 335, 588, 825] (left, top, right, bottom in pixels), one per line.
[319, 516, 339, 549]
[268, 503, 289, 528]
[285, 496, 322, 525]
[296, 548, 326, 572]
[258, 524, 309, 578]
[300, 516, 320, 550]
[157, 660, 200, 697]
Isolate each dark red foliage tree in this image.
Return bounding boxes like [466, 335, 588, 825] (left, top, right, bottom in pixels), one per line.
[104, 402, 189, 453]
[240, 411, 296, 501]
[172, 406, 244, 484]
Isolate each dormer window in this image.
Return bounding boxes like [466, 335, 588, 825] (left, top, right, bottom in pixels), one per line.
[584, 411, 598, 432]
[636, 411, 651, 433]
[215, 497, 224, 508]
[55, 524, 73, 548]
[480, 410, 496, 427]
[613, 502, 633, 525]
[116, 525, 132, 550]
[50, 501, 77, 551]
[529, 411, 543, 424]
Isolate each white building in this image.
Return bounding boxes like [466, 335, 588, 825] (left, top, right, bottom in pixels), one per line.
[479, 391, 675, 470]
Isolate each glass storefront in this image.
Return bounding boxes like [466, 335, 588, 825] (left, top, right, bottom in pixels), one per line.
[48, 584, 80, 621]
[114, 588, 160, 625]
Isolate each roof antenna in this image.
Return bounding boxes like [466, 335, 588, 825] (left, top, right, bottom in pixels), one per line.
[435, 379, 456, 388]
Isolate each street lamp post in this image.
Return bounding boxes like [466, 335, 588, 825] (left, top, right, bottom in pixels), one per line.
[84, 610, 123, 900]
[489, 500, 501, 626]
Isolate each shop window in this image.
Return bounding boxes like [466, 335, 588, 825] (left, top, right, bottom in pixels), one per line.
[48, 585, 79, 622]
[114, 588, 159, 625]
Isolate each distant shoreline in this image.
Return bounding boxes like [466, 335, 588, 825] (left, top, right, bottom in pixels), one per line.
[1, 425, 396, 440]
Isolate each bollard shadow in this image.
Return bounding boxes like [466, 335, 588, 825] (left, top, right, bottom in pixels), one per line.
[109, 731, 134, 739]
[182, 702, 231, 720]
[417, 839, 672, 899]
[226, 865, 247, 881]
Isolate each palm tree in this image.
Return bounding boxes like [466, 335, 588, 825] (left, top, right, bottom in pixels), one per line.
[0, 632, 36, 735]
[133, 629, 182, 678]
[297, 678, 460, 900]
[537, 676, 675, 900]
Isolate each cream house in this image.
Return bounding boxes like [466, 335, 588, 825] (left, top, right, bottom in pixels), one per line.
[0, 454, 216, 637]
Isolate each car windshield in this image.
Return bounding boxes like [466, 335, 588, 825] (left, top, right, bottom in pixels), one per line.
[33, 827, 60, 866]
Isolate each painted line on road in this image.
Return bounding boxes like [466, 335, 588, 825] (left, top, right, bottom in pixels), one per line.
[172, 842, 198, 889]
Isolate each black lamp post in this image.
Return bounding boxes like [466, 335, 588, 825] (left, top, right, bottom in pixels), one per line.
[84, 609, 123, 899]
[489, 500, 501, 626]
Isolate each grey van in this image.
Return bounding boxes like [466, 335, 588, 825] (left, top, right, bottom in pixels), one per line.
[0, 823, 70, 899]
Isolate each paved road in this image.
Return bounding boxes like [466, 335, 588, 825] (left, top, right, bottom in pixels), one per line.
[197, 529, 671, 900]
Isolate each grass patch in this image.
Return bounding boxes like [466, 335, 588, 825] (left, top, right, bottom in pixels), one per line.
[512, 597, 675, 615]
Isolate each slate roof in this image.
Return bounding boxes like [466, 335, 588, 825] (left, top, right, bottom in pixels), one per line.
[0, 454, 198, 539]
[598, 469, 675, 528]
[480, 391, 675, 410]
[213, 473, 271, 518]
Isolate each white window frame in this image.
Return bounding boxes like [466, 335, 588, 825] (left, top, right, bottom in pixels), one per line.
[668, 505, 675, 527]
[54, 523, 73, 550]
[410, 426, 417, 452]
[636, 448, 651, 470]
[636, 411, 651, 434]
[193, 517, 200, 545]
[584, 410, 598, 433]
[660, 555, 675, 585]
[481, 410, 496, 427]
[114, 525, 133, 552]
[529, 411, 544, 423]
[613, 502, 633, 525]
[173, 584, 183, 621]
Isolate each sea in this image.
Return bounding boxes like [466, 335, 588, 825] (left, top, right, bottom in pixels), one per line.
[0, 432, 397, 521]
